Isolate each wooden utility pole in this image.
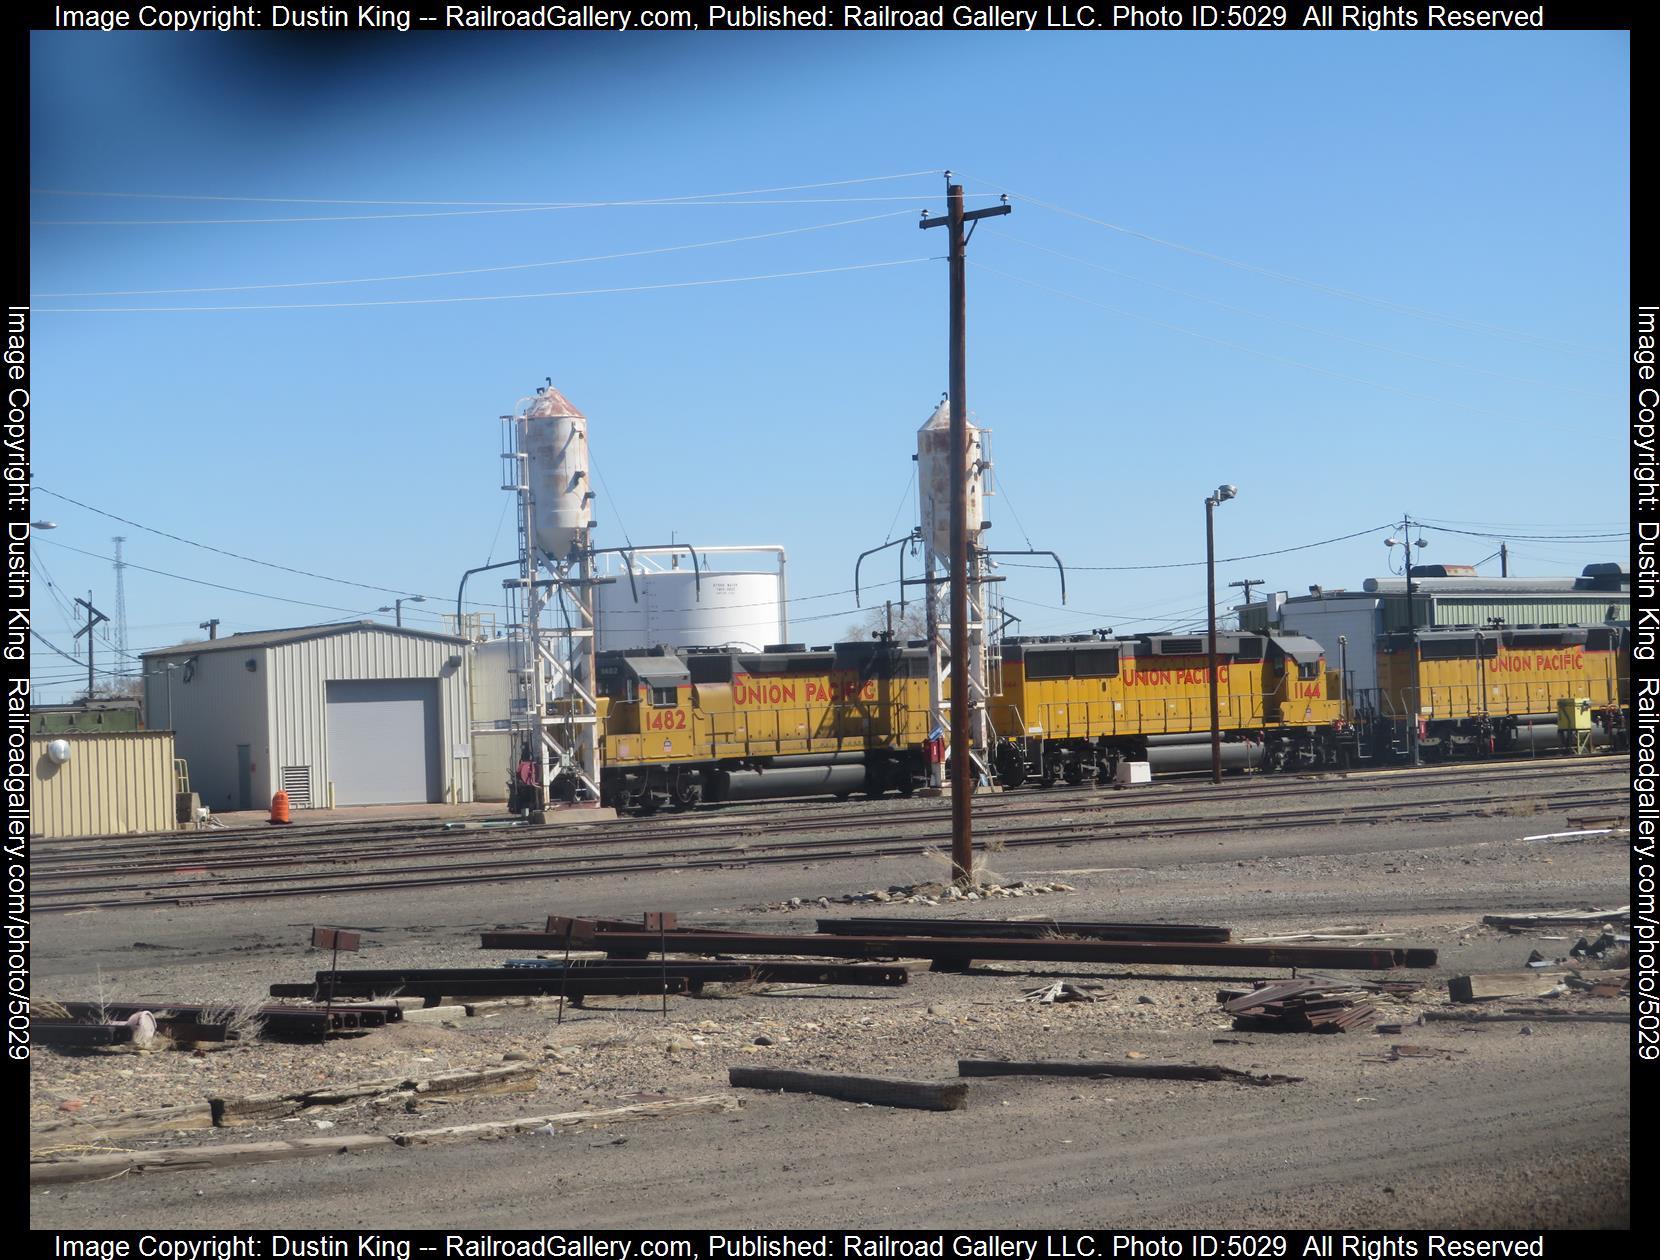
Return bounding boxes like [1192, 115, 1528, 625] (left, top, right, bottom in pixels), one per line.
[73, 594, 109, 698]
[921, 175, 1010, 885]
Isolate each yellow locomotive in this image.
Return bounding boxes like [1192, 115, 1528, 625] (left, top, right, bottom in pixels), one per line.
[988, 631, 1343, 784]
[594, 640, 930, 812]
[1369, 624, 1625, 758]
[575, 621, 1625, 810]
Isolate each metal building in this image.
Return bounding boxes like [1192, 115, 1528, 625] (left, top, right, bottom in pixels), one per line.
[30, 730, 178, 838]
[1236, 565, 1630, 699]
[141, 622, 473, 813]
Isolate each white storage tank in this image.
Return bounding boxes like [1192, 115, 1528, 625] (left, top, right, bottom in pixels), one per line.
[598, 565, 786, 653]
[916, 398, 985, 558]
[522, 385, 590, 563]
[468, 638, 526, 802]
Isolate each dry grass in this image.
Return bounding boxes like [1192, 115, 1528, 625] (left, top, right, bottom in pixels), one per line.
[194, 987, 269, 1043]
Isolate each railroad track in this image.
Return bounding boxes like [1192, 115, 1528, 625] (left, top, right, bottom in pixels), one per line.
[28, 761, 1623, 882]
[30, 757, 1623, 878]
[34, 781, 1625, 914]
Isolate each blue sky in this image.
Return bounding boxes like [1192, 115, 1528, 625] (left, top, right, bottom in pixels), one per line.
[28, 31, 1630, 700]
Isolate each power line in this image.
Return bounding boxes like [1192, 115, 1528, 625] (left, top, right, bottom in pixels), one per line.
[987, 230, 1615, 401]
[39, 257, 934, 313]
[32, 195, 1000, 228]
[39, 533, 903, 629]
[1416, 521, 1629, 541]
[28, 170, 944, 210]
[960, 174, 1600, 358]
[33, 210, 914, 298]
[33, 486, 446, 599]
[998, 523, 1393, 572]
[36, 539, 387, 616]
[969, 260, 1537, 423]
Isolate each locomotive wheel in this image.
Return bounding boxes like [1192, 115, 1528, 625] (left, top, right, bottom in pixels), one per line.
[1063, 759, 1085, 786]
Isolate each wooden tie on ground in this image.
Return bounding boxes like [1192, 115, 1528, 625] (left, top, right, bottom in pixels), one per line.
[1448, 972, 1567, 1003]
[1219, 979, 1378, 1032]
[727, 1067, 968, 1111]
[30, 1095, 738, 1185]
[1422, 1008, 1630, 1025]
[1481, 907, 1630, 932]
[31, 1066, 539, 1147]
[958, 1059, 1302, 1086]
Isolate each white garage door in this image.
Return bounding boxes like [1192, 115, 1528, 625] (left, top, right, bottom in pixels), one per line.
[325, 679, 441, 805]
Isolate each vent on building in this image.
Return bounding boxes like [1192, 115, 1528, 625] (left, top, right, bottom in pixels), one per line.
[280, 766, 312, 809]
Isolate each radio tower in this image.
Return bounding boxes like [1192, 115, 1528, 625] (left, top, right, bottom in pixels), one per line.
[111, 536, 129, 665]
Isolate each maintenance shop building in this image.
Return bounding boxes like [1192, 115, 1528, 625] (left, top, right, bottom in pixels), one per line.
[141, 622, 473, 813]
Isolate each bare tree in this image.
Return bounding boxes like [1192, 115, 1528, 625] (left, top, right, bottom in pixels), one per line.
[845, 602, 929, 644]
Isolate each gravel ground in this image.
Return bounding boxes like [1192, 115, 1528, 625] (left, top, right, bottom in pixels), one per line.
[28, 765, 1632, 1229]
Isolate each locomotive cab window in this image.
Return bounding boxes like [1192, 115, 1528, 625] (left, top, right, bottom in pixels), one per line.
[1025, 651, 1074, 680]
[1075, 648, 1120, 678]
[1297, 663, 1319, 681]
[688, 655, 733, 685]
[648, 686, 679, 707]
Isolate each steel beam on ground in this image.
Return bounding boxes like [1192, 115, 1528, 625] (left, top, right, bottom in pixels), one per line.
[272, 976, 692, 1001]
[34, 1021, 135, 1047]
[814, 918, 1231, 942]
[500, 961, 909, 986]
[53, 999, 394, 1039]
[482, 929, 1435, 969]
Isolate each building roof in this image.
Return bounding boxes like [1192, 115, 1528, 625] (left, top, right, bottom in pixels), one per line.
[141, 620, 469, 660]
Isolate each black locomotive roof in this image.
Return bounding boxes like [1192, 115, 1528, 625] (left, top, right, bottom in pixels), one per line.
[621, 656, 690, 687]
[1266, 635, 1325, 665]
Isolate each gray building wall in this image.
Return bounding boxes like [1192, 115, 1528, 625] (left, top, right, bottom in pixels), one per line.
[143, 647, 271, 812]
[269, 628, 473, 807]
[1273, 600, 1385, 696]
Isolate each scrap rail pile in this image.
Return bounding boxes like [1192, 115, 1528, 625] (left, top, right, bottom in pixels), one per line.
[271, 960, 909, 1004]
[481, 915, 1438, 971]
[40, 1000, 404, 1044]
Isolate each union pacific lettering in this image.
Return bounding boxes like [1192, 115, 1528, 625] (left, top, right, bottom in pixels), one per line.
[1120, 665, 1229, 687]
[1487, 652, 1585, 674]
[730, 675, 881, 705]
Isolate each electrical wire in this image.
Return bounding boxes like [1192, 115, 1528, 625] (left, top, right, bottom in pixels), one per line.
[32, 486, 451, 600]
[969, 260, 1536, 423]
[29, 170, 945, 210]
[39, 257, 935, 313]
[34, 211, 915, 298]
[1416, 523, 1629, 542]
[33, 195, 998, 228]
[960, 173, 1601, 358]
[987, 229, 1616, 401]
[998, 523, 1393, 572]
[36, 539, 387, 616]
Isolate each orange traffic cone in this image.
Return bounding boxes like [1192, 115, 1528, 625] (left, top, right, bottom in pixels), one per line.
[268, 790, 292, 825]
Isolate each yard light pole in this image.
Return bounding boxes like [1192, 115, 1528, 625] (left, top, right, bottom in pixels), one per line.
[380, 595, 427, 627]
[1206, 484, 1238, 786]
[1385, 520, 1429, 765]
